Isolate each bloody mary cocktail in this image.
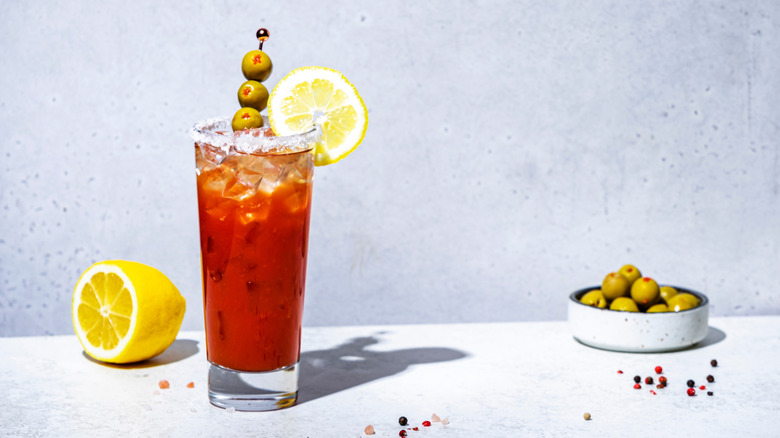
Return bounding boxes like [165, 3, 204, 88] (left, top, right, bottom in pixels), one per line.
[191, 117, 319, 410]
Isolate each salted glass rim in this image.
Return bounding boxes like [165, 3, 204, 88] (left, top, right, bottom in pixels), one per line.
[190, 116, 320, 154]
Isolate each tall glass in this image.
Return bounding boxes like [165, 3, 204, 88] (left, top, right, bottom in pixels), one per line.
[190, 117, 319, 411]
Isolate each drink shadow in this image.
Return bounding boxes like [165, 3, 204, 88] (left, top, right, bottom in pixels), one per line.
[81, 339, 200, 369]
[296, 333, 467, 405]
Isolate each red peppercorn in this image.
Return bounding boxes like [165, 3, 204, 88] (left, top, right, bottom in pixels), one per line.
[645, 376, 654, 385]
[655, 366, 663, 374]
[633, 383, 641, 389]
[659, 376, 667, 385]
[412, 427, 419, 431]
[700, 385, 706, 390]
[422, 421, 431, 427]
[687, 388, 696, 396]
[399, 431, 407, 437]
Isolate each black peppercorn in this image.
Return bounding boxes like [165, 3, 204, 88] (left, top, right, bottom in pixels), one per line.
[687, 379, 695, 388]
[707, 375, 714, 383]
[634, 375, 641, 383]
[645, 376, 654, 385]
[707, 391, 714, 396]
[711, 359, 718, 367]
[399, 417, 408, 426]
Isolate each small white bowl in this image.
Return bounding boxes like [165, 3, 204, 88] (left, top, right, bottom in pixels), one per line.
[568, 287, 709, 353]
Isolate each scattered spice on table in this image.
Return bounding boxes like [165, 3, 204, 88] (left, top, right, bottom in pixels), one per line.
[583, 413, 591, 421]
[364, 425, 375, 435]
[158, 380, 170, 389]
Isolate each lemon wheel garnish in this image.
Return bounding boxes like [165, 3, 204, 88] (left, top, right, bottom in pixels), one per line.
[72, 260, 186, 364]
[268, 66, 368, 166]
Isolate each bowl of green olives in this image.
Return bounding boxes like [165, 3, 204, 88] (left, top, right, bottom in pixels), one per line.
[568, 265, 709, 352]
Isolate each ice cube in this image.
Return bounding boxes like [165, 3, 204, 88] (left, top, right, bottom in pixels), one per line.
[198, 144, 228, 167]
[283, 192, 307, 212]
[222, 176, 256, 201]
[238, 201, 271, 225]
[200, 166, 235, 194]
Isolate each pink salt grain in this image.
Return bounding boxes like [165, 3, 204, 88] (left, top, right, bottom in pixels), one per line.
[431, 413, 441, 422]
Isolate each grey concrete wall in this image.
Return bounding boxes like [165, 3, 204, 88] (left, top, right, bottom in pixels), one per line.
[1, 1, 778, 336]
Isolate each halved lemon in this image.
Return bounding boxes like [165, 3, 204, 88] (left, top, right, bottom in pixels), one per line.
[72, 260, 186, 364]
[268, 66, 368, 166]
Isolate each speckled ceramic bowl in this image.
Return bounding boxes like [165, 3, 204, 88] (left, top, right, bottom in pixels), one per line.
[568, 286, 709, 353]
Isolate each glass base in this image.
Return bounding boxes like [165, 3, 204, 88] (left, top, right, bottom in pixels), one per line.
[208, 361, 299, 411]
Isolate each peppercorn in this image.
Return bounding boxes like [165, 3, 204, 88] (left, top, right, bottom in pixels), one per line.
[645, 376, 654, 385]
[655, 366, 663, 374]
[633, 383, 641, 389]
[399, 431, 407, 437]
[707, 391, 714, 396]
[711, 359, 718, 367]
[659, 376, 667, 386]
[707, 375, 714, 383]
[583, 413, 591, 421]
[634, 375, 641, 383]
[687, 388, 696, 396]
[656, 384, 664, 389]
[398, 417, 408, 426]
[687, 379, 695, 388]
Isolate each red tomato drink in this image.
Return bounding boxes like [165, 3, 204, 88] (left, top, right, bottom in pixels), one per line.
[195, 135, 314, 372]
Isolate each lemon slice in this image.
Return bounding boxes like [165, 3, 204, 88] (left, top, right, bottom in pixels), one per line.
[72, 260, 186, 364]
[268, 66, 368, 166]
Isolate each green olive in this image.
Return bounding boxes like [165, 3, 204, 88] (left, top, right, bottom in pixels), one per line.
[580, 290, 607, 308]
[237, 80, 269, 111]
[609, 297, 639, 312]
[241, 50, 273, 82]
[646, 303, 669, 313]
[675, 293, 700, 307]
[630, 277, 660, 308]
[660, 286, 678, 303]
[231, 107, 264, 131]
[666, 294, 695, 312]
[601, 272, 630, 300]
[618, 264, 642, 285]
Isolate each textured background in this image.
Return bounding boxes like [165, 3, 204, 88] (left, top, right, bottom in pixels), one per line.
[1, 1, 778, 336]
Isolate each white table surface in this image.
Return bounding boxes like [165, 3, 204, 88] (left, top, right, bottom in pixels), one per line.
[1, 316, 778, 437]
